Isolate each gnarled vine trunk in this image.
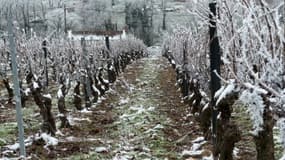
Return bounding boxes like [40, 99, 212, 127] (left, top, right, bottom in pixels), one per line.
[31, 83, 56, 135]
[254, 96, 275, 160]
[57, 83, 70, 128]
[3, 78, 13, 103]
[73, 81, 82, 110]
[25, 72, 56, 135]
[215, 92, 240, 160]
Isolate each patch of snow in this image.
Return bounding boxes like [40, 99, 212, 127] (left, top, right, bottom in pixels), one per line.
[147, 106, 155, 111]
[56, 130, 64, 136]
[215, 80, 235, 105]
[200, 90, 208, 97]
[65, 136, 77, 142]
[80, 108, 92, 113]
[189, 93, 195, 99]
[182, 150, 203, 157]
[192, 143, 203, 151]
[100, 97, 106, 100]
[113, 154, 131, 160]
[33, 81, 39, 89]
[1, 150, 14, 155]
[280, 154, 285, 160]
[221, 56, 231, 64]
[119, 97, 130, 105]
[130, 105, 146, 114]
[57, 113, 65, 117]
[202, 103, 209, 112]
[233, 147, 240, 158]
[67, 115, 75, 126]
[57, 89, 63, 98]
[43, 94, 52, 99]
[6, 143, 20, 150]
[214, 86, 225, 99]
[217, 112, 222, 119]
[72, 117, 91, 122]
[103, 78, 109, 84]
[5, 135, 35, 151]
[109, 65, 114, 71]
[95, 146, 108, 153]
[24, 88, 31, 96]
[40, 133, 58, 147]
[153, 124, 164, 130]
[192, 137, 205, 143]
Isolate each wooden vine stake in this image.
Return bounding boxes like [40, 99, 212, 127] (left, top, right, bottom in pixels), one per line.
[209, 2, 221, 159]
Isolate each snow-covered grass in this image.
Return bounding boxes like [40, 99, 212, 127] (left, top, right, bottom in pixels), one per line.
[102, 54, 180, 159]
[118, 97, 130, 105]
[4, 133, 58, 152]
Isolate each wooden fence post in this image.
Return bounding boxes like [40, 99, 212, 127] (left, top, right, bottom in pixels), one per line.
[81, 37, 91, 108]
[42, 40, 48, 87]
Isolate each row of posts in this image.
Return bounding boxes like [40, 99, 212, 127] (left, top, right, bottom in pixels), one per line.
[9, 2, 219, 159]
[182, 2, 221, 159]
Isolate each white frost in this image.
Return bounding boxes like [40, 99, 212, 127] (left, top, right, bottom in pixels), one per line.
[43, 94, 52, 99]
[33, 81, 39, 89]
[118, 97, 130, 105]
[182, 150, 203, 156]
[202, 103, 209, 112]
[57, 89, 63, 98]
[240, 90, 264, 135]
[277, 118, 285, 149]
[215, 80, 235, 105]
[244, 83, 268, 94]
[280, 154, 285, 160]
[80, 108, 92, 113]
[24, 88, 31, 96]
[192, 136, 205, 143]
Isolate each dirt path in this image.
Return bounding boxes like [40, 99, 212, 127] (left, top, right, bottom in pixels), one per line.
[72, 48, 212, 159]
[1, 48, 212, 160]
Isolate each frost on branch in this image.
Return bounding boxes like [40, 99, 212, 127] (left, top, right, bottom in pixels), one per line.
[239, 90, 264, 136]
[214, 79, 236, 106]
[277, 118, 285, 149]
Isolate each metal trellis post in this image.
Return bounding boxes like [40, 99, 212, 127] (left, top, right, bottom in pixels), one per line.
[8, 14, 26, 157]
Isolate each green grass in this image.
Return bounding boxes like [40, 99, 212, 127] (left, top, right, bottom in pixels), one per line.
[0, 122, 17, 146]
